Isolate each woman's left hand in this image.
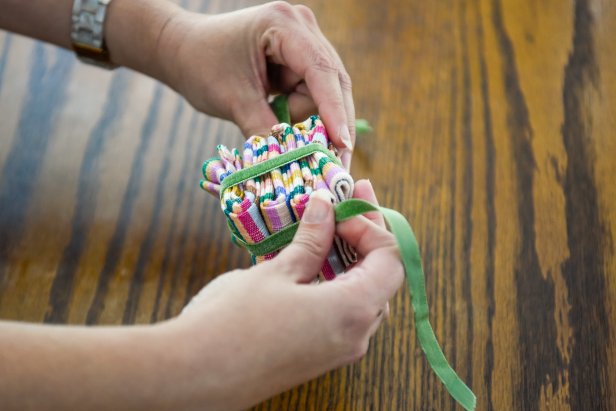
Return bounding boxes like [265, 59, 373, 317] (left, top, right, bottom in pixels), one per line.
[153, 2, 356, 156]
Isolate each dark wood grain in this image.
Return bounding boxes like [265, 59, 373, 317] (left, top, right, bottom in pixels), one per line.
[1, 0, 615, 409]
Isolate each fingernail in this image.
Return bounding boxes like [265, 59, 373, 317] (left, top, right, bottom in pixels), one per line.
[341, 150, 352, 170]
[339, 125, 353, 151]
[303, 190, 331, 224]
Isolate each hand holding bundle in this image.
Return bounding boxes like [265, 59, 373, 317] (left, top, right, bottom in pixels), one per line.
[199, 105, 476, 411]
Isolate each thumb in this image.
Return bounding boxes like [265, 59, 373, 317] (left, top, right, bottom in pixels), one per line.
[276, 190, 335, 283]
[233, 96, 279, 137]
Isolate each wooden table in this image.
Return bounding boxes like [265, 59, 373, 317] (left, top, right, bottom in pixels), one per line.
[1, 0, 614, 409]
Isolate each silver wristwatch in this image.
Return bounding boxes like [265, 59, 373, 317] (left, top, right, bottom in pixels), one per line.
[71, 0, 116, 69]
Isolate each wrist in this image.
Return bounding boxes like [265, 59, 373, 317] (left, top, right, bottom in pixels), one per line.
[104, 0, 183, 81]
[158, 314, 235, 410]
[161, 308, 270, 411]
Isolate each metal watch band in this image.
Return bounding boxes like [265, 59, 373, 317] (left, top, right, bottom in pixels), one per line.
[71, 0, 116, 69]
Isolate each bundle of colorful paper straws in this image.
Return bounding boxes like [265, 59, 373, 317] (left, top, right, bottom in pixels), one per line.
[200, 115, 356, 280]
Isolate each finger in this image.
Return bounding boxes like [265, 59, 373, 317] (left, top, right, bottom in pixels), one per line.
[320, 239, 402, 313]
[262, 30, 352, 152]
[268, 63, 303, 95]
[303, 40, 355, 171]
[303, 59, 351, 152]
[341, 150, 352, 171]
[295, 81, 310, 96]
[352, 179, 385, 228]
[346, 244, 404, 307]
[293, 4, 356, 154]
[338, 69, 355, 172]
[275, 190, 335, 283]
[365, 306, 387, 336]
[334, 213, 403, 305]
[288, 90, 317, 123]
[232, 93, 278, 137]
[317, 33, 356, 155]
[336, 212, 396, 258]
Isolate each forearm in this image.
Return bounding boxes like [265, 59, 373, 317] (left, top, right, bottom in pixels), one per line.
[0, 0, 182, 82]
[0, 321, 183, 410]
[0, 0, 73, 48]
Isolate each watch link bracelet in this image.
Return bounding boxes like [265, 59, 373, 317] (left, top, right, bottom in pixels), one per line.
[71, 0, 116, 69]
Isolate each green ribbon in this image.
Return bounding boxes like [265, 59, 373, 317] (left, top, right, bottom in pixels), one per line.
[226, 100, 476, 410]
[220, 165, 476, 410]
[270, 95, 292, 125]
[224, 194, 476, 410]
[269, 94, 373, 135]
[335, 200, 476, 411]
[220, 144, 341, 194]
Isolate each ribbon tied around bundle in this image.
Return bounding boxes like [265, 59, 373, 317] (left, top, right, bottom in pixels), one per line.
[199, 113, 476, 411]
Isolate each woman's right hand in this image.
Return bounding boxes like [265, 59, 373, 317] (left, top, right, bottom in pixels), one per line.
[165, 180, 403, 411]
